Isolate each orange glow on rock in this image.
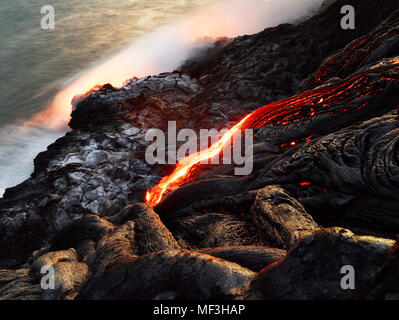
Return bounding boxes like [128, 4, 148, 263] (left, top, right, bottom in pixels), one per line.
[30, 55, 142, 130]
[145, 114, 251, 207]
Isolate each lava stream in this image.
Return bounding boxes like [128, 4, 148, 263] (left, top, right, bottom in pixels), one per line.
[145, 60, 399, 207]
[145, 114, 251, 207]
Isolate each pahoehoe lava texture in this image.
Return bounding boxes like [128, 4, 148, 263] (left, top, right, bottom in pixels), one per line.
[1, 0, 399, 300]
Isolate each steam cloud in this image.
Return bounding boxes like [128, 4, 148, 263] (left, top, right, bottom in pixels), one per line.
[0, 0, 325, 196]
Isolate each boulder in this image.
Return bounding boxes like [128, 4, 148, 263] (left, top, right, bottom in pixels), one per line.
[248, 185, 318, 249]
[41, 261, 89, 300]
[198, 246, 286, 272]
[247, 228, 395, 299]
[30, 248, 78, 278]
[78, 249, 255, 300]
[110, 203, 180, 254]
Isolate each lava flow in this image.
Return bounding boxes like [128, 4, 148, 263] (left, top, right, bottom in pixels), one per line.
[144, 99, 300, 207]
[145, 114, 251, 207]
[145, 60, 399, 207]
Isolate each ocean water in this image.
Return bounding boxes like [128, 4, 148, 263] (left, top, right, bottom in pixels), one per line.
[0, 0, 324, 196]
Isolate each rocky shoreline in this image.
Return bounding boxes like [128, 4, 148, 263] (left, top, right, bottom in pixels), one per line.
[1, 0, 399, 299]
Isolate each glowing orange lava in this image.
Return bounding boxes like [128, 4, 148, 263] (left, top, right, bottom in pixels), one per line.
[145, 64, 399, 207]
[145, 114, 251, 207]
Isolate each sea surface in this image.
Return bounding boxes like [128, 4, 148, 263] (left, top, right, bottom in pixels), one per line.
[0, 0, 218, 126]
[0, 0, 217, 195]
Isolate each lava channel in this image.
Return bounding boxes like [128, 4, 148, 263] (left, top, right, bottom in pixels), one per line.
[145, 60, 399, 207]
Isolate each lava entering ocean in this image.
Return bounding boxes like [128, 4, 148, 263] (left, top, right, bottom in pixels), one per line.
[145, 59, 399, 207]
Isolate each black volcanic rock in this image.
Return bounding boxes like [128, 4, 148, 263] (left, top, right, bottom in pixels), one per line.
[1, 0, 398, 267]
[248, 185, 318, 249]
[167, 211, 264, 249]
[0, 0, 399, 300]
[50, 214, 113, 251]
[90, 221, 137, 273]
[198, 246, 286, 272]
[77, 249, 255, 300]
[109, 203, 180, 254]
[180, 0, 399, 125]
[30, 248, 78, 278]
[41, 261, 89, 300]
[367, 236, 399, 299]
[246, 228, 395, 299]
[300, 9, 399, 91]
[0, 269, 41, 300]
[155, 59, 399, 240]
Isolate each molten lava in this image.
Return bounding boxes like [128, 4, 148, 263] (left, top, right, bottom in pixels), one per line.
[145, 61, 399, 207]
[145, 114, 251, 207]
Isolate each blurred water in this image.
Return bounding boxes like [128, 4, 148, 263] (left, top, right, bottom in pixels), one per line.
[0, 0, 216, 196]
[0, 0, 215, 127]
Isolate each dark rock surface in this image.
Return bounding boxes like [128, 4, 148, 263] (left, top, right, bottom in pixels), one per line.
[247, 228, 395, 299]
[198, 246, 286, 272]
[367, 236, 399, 299]
[0, 269, 41, 300]
[300, 9, 399, 91]
[77, 249, 255, 300]
[0, 0, 399, 300]
[166, 211, 264, 249]
[109, 203, 180, 254]
[41, 261, 89, 300]
[30, 248, 78, 278]
[50, 214, 114, 251]
[248, 185, 318, 248]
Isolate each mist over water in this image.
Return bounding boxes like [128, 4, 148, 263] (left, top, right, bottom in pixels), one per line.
[0, 0, 325, 197]
[0, 0, 217, 196]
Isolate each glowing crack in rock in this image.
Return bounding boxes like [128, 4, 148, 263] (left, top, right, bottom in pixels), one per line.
[145, 60, 399, 206]
[145, 114, 251, 207]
